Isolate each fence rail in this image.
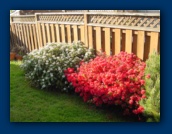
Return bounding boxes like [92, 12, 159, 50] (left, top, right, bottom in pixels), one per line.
[10, 12, 160, 60]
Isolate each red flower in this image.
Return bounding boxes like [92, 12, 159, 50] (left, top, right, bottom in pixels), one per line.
[129, 100, 134, 105]
[146, 74, 151, 79]
[140, 80, 145, 85]
[67, 68, 74, 73]
[141, 89, 145, 95]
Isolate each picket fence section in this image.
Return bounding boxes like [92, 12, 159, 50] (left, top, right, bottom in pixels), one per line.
[10, 12, 160, 60]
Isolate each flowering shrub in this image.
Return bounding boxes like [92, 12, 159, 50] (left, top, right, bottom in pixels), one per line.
[139, 52, 160, 122]
[65, 52, 146, 115]
[21, 41, 95, 92]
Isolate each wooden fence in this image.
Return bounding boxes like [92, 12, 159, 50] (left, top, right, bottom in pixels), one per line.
[10, 12, 160, 60]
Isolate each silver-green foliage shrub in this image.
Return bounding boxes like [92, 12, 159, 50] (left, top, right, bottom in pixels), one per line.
[21, 41, 95, 92]
[140, 52, 160, 122]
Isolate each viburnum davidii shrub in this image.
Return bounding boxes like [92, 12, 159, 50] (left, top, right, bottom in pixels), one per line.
[65, 52, 146, 115]
[21, 41, 95, 92]
[139, 52, 160, 122]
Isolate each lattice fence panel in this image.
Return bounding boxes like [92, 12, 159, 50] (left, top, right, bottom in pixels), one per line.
[89, 15, 160, 29]
[38, 15, 84, 23]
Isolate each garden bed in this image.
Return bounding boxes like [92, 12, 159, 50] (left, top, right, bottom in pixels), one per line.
[10, 61, 139, 122]
[11, 42, 160, 122]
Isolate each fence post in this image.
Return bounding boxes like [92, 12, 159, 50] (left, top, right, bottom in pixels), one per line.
[84, 13, 88, 47]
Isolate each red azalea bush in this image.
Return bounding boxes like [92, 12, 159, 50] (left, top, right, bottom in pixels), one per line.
[65, 52, 146, 115]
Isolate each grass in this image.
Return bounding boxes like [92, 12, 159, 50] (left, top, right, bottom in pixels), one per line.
[10, 61, 139, 122]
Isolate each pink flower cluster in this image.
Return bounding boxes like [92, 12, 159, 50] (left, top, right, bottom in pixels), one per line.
[65, 52, 146, 115]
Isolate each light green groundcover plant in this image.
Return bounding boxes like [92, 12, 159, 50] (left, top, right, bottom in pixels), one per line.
[21, 41, 95, 92]
[140, 52, 160, 122]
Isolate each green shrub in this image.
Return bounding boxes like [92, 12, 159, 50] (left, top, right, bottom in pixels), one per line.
[139, 52, 160, 122]
[21, 41, 95, 92]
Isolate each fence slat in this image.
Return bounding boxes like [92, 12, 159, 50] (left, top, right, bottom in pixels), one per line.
[61, 24, 66, 43]
[80, 26, 85, 43]
[66, 25, 71, 43]
[18, 24, 23, 47]
[26, 24, 31, 52]
[37, 23, 43, 48]
[15, 24, 20, 46]
[13, 24, 18, 46]
[46, 23, 51, 43]
[125, 30, 133, 53]
[96, 27, 101, 52]
[55, 24, 60, 43]
[137, 31, 145, 60]
[20, 24, 25, 47]
[20, 24, 25, 48]
[150, 32, 159, 54]
[51, 24, 55, 42]
[105, 28, 111, 55]
[23, 24, 29, 52]
[42, 23, 46, 46]
[73, 25, 78, 42]
[35, 21, 40, 49]
[32, 24, 38, 50]
[88, 26, 93, 49]
[114, 29, 121, 54]
[29, 24, 34, 51]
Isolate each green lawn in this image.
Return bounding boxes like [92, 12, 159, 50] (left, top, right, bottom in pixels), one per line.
[10, 61, 138, 122]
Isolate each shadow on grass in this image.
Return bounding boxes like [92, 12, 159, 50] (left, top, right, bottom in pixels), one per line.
[31, 89, 142, 122]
